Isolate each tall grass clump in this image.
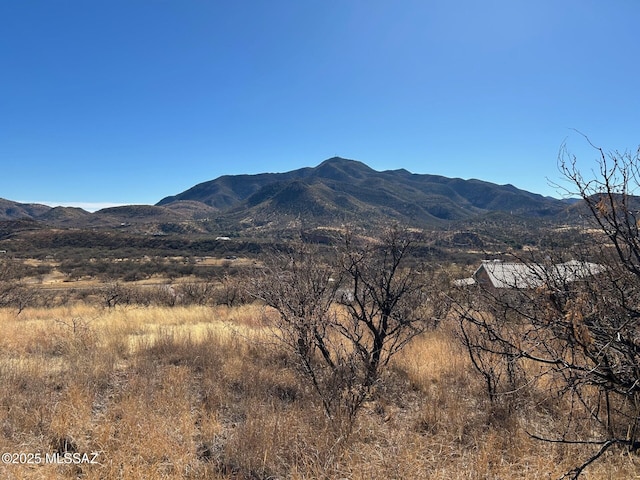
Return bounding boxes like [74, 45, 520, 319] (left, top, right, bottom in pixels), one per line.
[0, 303, 639, 479]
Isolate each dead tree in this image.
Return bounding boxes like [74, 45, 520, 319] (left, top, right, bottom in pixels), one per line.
[0, 257, 31, 314]
[252, 228, 443, 426]
[456, 140, 640, 479]
[250, 242, 344, 420]
[337, 227, 443, 389]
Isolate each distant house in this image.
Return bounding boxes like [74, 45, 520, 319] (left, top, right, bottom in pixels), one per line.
[456, 260, 604, 289]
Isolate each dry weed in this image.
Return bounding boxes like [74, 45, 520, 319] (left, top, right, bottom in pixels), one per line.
[0, 305, 638, 479]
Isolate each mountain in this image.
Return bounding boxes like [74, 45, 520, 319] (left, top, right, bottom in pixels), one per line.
[37, 206, 93, 226]
[92, 205, 183, 223]
[0, 200, 199, 231]
[0, 158, 573, 234]
[0, 199, 51, 221]
[157, 157, 569, 230]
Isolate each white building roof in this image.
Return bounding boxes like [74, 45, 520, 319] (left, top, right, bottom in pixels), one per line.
[473, 259, 604, 289]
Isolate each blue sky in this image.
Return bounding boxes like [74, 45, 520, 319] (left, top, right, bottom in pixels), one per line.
[2, 1, 639, 210]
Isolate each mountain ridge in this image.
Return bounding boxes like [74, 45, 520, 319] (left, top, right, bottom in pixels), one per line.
[1, 157, 574, 232]
[156, 157, 569, 229]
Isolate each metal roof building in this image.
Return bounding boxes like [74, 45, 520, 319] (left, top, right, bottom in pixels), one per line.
[456, 260, 604, 289]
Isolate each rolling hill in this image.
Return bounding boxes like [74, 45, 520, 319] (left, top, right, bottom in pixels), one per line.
[0, 199, 51, 221]
[0, 157, 573, 234]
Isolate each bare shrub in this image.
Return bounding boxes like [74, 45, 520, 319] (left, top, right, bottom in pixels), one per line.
[251, 227, 446, 428]
[0, 258, 34, 313]
[455, 140, 640, 478]
[101, 282, 133, 308]
[175, 281, 215, 306]
[53, 316, 97, 355]
[214, 274, 250, 307]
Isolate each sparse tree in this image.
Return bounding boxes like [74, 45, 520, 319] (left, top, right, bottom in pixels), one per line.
[252, 227, 445, 426]
[176, 280, 215, 306]
[0, 257, 32, 314]
[455, 140, 640, 479]
[215, 274, 248, 307]
[337, 227, 445, 388]
[251, 242, 344, 420]
[101, 282, 132, 308]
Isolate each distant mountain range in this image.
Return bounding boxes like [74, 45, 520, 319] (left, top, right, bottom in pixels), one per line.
[1, 157, 576, 233]
[157, 157, 572, 229]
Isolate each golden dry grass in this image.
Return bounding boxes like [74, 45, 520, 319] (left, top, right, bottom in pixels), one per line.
[0, 304, 638, 479]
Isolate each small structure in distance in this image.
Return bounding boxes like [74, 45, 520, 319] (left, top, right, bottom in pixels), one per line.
[455, 259, 604, 289]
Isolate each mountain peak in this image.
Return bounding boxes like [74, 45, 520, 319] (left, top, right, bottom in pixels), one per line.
[154, 158, 569, 230]
[318, 156, 368, 168]
[314, 157, 374, 181]
[319, 156, 354, 164]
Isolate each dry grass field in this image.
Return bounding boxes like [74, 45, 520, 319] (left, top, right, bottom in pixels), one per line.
[0, 302, 639, 479]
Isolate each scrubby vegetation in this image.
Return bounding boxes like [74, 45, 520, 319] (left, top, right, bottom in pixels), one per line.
[4, 144, 640, 478]
[2, 303, 639, 479]
[0, 217, 636, 479]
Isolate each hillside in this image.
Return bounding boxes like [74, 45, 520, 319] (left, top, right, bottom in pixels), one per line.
[0, 158, 574, 235]
[0, 199, 51, 221]
[158, 157, 569, 230]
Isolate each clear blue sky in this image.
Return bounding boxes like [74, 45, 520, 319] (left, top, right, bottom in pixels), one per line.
[2, 1, 639, 210]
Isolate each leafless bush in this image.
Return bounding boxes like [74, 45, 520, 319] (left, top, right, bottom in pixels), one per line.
[455, 140, 640, 479]
[213, 274, 250, 307]
[0, 258, 36, 313]
[251, 227, 446, 427]
[54, 316, 96, 353]
[101, 282, 133, 308]
[176, 281, 215, 306]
